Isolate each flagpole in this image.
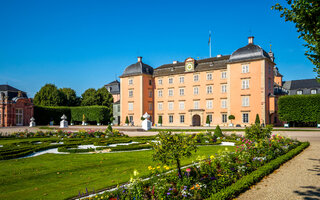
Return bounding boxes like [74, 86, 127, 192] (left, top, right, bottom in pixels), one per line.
[209, 31, 212, 58]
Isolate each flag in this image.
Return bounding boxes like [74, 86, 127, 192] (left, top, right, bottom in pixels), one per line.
[208, 31, 211, 46]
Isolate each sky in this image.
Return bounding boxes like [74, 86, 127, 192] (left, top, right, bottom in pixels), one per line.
[0, 0, 317, 97]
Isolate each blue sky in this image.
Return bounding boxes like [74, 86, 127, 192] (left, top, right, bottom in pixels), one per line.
[0, 0, 316, 97]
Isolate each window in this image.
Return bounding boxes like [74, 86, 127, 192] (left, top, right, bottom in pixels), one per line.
[179, 101, 185, 110]
[180, 115, 185, 123]
[148, 103, 153, 110]
[207, 73, 212, 80]
[242, 113, 249, 123]
[129, 116, 133, 122]
[158, 90, 163, 97]
[179, 76, 184, 83]
[207, 114, 212, 122]
[193, 87, 199, 95]
[168, 77, 173, 84]
[129, 90, 133, 97]
[128, 79, 133, 85]
[206, 100, 213, 109]
[179, 88, 185, 96]
[194, 101, 199, 109]
[158, 79, 163, 85]
[221, 84, 227, 93]
[222, 114, 227, 123]
[206, 85, 213, 94]
[128, 103, 133, 111]
[221, 71, 227, 79]
[221, 99, 227, 108]
[297, 90, 303, 95]
[241, 79, 250, 89]
[193, 74, 199, 82]
[149, 80, 152, 86]
[168, 89, 174, 96]
[242, 64, 249, 73]
[148, 91, 152, 98]
[311, 89, 317, 94]
[268, 79, 272, 89]
[169, 115, 173, 123]
[168, 102, 174, 110]
[242, 96, 250, 107]
[158, 102, 163, 110]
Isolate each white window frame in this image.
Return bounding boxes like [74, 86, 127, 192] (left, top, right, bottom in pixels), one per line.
[206, 85, 213, 94]
[221, 84, 227, 93]
[180, 115, 185, 123]
[168, 77, 173, 84]
[129, 116, 133, 123]
[221, 71, 227, 79]
[222, 114, 227, 123]
[242, 113, 249, 123]
[179, 101, 185, 110]
[158, 102, 163, 110]
[179, 88, 185, 96]
[194, 101, 199, 109]
[221, 99, 227, 108]
[206, 73, 212, 80]
[128, 103, 133, 111]
[206, 100, 213, 109]
[129, 90, 133, 98]
[148, 90, 152, 98]
[128, 79, 133, 85]
[148, 103, 153, 111]
[242, 96, 250, 107]
[168, 89, 174, 97]
[242, 64, 249, 73]
[158, 79, 163, 85]
[179, 76, 184, 83]
[241, 79, 250, 89]
[207, 114, 212, 122]
[158, 90, 163, 97]
[168, 102, 174, 110]
[193, 74, 199, 82]
[193, 87, 199, 95]
[169, 115, 173, 123]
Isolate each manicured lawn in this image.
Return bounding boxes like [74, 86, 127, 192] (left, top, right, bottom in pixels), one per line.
[0, 145, 234, 200]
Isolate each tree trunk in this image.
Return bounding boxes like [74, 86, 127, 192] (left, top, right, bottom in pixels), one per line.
[176, 158, 183, 180]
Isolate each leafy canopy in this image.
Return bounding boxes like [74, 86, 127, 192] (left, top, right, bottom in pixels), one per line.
[272, 0, 320, 78]
[34, 84, 63, 106]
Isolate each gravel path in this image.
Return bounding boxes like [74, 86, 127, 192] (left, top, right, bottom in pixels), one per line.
[237, 132, 320, 200]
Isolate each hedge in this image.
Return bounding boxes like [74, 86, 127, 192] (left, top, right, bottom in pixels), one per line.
[34, 106, 112, 125]
[208, 142, 310, 200]
[278, 94, 320, 123]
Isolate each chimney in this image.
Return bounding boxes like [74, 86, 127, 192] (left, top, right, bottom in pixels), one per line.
[248, 36, 254, 44]
[137, 56, 142, 62]
[18, 91, 22, 97]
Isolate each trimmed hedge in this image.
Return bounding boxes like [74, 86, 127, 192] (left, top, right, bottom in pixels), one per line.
[278, 94, 320, 123]
[208, 142, 310, 200]
[34, 106, 112, 125]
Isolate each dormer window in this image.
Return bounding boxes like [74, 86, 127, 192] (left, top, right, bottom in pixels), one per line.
[311, 89, 317, 94]
[297, 90, 303, 95]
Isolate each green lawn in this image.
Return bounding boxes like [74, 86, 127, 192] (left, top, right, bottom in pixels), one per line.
[0, 145, 234, 200]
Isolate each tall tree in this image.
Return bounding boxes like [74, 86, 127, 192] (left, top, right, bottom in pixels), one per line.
[59, 88, 79, 106]
[272, 0, 320, 79]
[81, 88, 98, 106]
[96, 87, 113, 107]
[34, 84, 63, 106]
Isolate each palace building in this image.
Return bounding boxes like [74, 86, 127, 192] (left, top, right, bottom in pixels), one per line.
[119, 37, 282, 127]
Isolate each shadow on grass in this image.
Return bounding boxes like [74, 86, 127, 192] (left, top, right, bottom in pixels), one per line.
[294, 186, 320, 200]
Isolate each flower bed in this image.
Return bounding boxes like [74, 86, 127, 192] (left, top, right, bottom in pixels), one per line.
[85, 134, 304, 200]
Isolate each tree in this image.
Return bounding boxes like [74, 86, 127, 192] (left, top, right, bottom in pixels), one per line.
[206, 115, 211, 125]
[96, 87, 113, 107]
[272, 1, 320, 79]
[34, 84, 64, 106]
[125, 116, 129, 124]
[255, 114, 261, 125]
[59, 88, 79, 106]
[81, 88, 98, 106]
[152, 132, 197, 179]
[228, 115, 235, 124]
[214, 125, 223, 137]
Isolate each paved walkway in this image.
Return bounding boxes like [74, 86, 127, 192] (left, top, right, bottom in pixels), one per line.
[238, 131, 320, 200]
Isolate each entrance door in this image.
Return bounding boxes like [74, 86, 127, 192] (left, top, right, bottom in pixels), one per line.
[192, 114, 201, 126]
[15, 108, 23, 126]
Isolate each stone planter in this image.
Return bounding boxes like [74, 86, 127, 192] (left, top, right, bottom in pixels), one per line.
[228, 123, 234, 127]
[97, 123, 101, 126]
[284, 123, 289, 128]
[205, 123, 210, 127]
[158, 124, 162, 127]
[70, 123, 74, 126]
[317, 124, 320, 128]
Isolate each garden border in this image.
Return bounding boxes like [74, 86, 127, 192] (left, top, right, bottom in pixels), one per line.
[208, 141, 310, 200]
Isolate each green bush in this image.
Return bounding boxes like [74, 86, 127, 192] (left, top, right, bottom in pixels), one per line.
[278, 94, 320, 123]
[245, 124, 273, 140]
[255, 114, 260, 125]
[125, 116, 129, 124]
[209, 142, 309, 200]
[158, 116, 162, 124]
[34, 106, 112, 125]
[206, 115, 210, 124]
[214, 125, 223, 137]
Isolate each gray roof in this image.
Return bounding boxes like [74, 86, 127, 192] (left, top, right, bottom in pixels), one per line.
[0, 84, 21, 92]
[0, 84, 28, 100]
[121, 61, 153, 77]
[104, 80, 120, 95]
[154, 55, 230, 77]
[283, 79, 320, 90]
[229, 44, 271, 63]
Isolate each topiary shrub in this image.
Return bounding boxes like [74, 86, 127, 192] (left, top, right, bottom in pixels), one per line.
[214, 125, 223, 137]
[228, 115, 235, 124]
[158, 116, 163, 125]
[206, 115, 210, 125]
[125, 116, 129, 124]
[255, 114, 261, 125]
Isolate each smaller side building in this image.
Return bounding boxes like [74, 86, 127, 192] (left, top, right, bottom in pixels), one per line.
[283, 79, 320, 95]
[0, 85, 34, 127]
[105, 80, 121, 125]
